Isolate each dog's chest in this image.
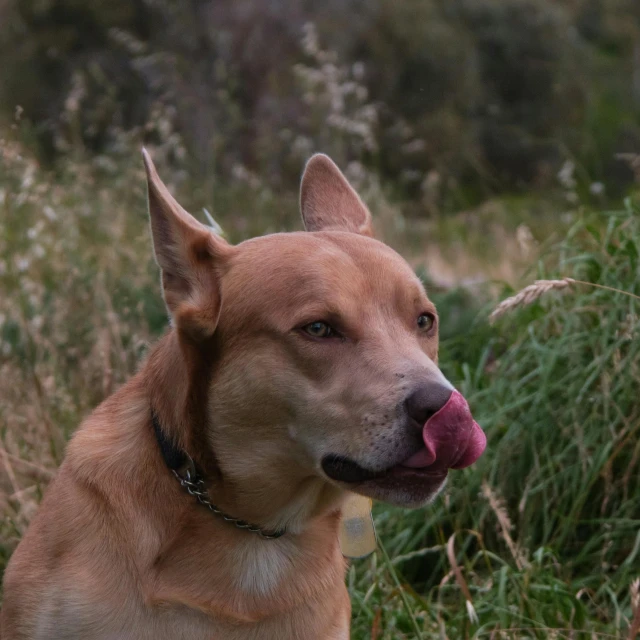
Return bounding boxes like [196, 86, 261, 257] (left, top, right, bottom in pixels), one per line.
[227, 536, 291, 596]
[125, 532, 350, 640]
[145, 603, 351, 640]
[32, 587, 350, 640]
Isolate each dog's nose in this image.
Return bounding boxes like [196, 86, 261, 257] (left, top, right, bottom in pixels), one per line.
[405, 383, 453, 427]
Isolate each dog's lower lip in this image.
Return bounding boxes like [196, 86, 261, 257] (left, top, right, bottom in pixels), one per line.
[321, 454, 446, 484]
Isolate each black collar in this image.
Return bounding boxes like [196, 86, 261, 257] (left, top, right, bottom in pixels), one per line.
[152, 411, 190, 472]
[151, 410, 285, 539]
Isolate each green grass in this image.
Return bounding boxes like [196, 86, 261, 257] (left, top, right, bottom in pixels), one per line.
[0, 135, 639, 638]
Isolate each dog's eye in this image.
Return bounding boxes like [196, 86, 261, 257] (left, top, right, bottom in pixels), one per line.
[417, 313, 435, 332]
[303, 321, 335, 338]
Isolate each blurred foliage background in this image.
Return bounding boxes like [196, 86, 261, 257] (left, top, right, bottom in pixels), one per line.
[1, 1, 640, 638]
[1, 0, 640, 205]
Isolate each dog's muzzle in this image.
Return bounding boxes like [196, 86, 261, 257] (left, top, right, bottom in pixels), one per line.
[321, 390, 486, 484]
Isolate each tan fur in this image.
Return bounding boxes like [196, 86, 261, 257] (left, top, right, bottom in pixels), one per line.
[1, 152, 451, 639]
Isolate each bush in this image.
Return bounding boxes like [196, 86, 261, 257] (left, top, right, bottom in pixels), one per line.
[1, 0, 639, 204]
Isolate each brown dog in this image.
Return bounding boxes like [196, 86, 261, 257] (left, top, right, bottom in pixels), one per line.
[0, 152, 485, 639]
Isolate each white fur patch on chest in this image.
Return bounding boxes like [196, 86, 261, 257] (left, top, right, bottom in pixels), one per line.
[229, 536, 294, 596]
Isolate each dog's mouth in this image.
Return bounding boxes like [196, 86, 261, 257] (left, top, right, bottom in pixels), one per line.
[322, 390, 486, 488]
[321, 452, 446, 486]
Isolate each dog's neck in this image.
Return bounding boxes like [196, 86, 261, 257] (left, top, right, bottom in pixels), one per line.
[66, 333, 349, 621]
[145, 330, 215, 467]
[144, 330, 347, 537]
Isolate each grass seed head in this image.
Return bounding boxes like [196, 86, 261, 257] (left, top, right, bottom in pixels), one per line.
[489, 278, 576, 323]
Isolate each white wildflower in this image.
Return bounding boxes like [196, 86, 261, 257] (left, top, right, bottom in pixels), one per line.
[465, 599, 479, 624]
[352, 62, 365, 80]
[15, 257, 30, 272]
[43, 206, 57, 221]
[557, 160, 576, 190]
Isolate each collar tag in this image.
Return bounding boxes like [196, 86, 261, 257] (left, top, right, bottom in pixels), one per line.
[339, 494, 377, 559]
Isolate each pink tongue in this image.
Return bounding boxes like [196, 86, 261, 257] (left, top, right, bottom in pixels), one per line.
[403, 390, 486, 470]
[401, 443, 437, 468]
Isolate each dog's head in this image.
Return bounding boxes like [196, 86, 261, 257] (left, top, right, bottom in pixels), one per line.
[143, 151, 485, 528]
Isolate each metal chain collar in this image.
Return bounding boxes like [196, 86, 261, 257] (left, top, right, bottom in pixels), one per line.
[172, 457, 285, 540]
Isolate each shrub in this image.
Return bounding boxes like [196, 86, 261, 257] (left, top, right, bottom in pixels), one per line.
[1, 0, 639, 203]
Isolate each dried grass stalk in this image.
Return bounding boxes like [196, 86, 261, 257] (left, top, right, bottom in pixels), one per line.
[629, 578, 640, 640]
[481, 480, 529, 570]
[490, 276, 640, 324]
[446, 534, 478, 624]
[489, 278, 576, 324]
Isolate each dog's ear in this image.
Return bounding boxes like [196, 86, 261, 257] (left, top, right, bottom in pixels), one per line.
[142, 149, 230, 338]
[300, 154, 373, 236]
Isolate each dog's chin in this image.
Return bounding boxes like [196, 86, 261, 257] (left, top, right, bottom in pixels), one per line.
[321, 454, 448, 508]
[350, 471, 447, 508]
